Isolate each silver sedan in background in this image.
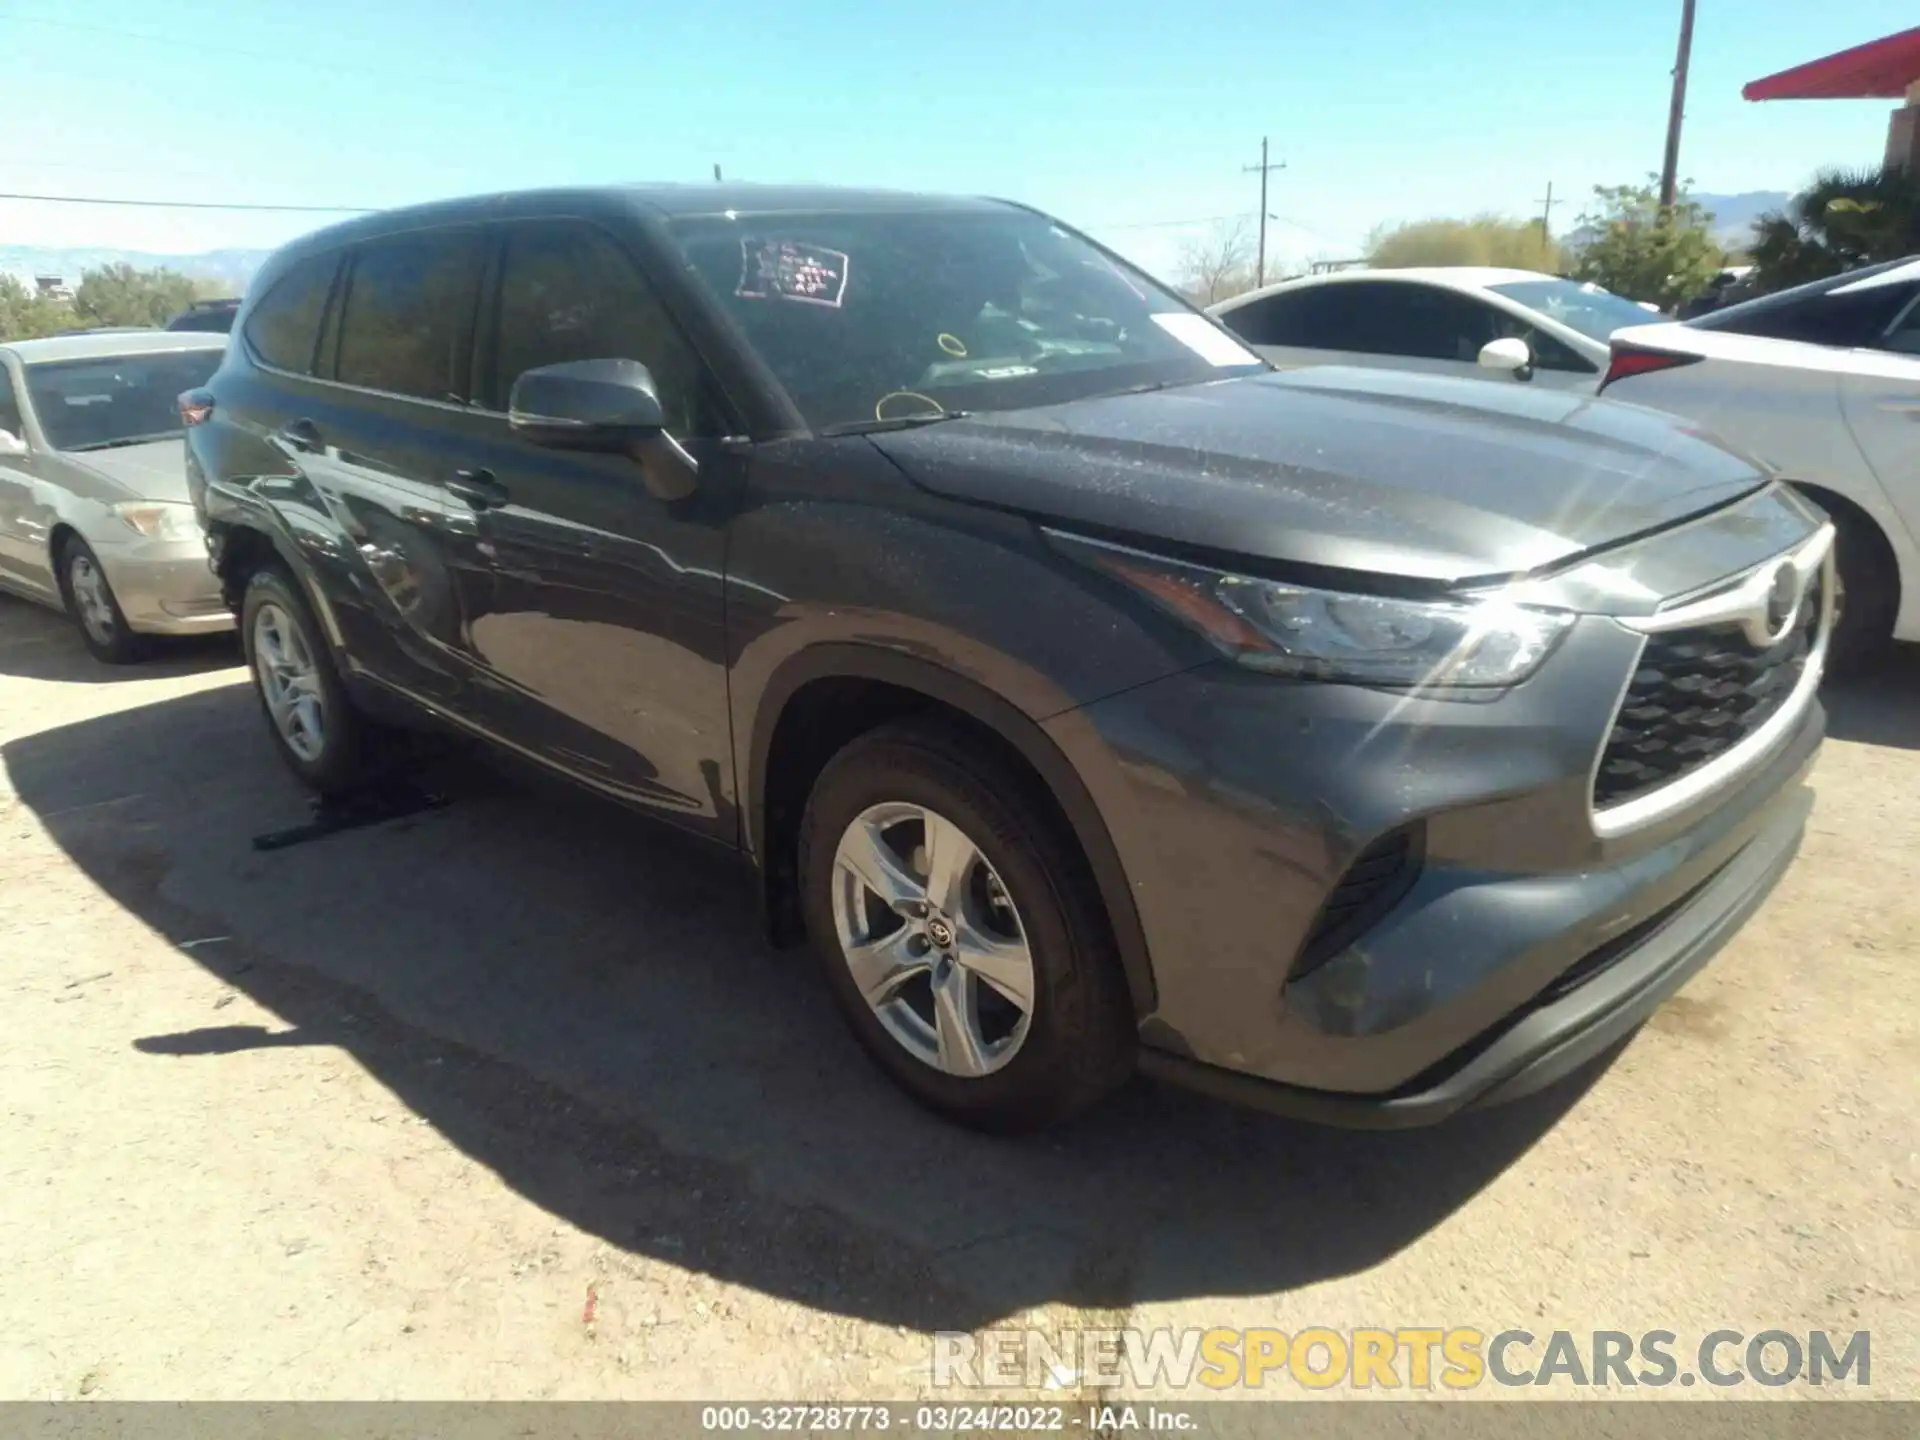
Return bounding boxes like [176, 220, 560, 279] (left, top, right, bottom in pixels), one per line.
[0, 331, 232, 662]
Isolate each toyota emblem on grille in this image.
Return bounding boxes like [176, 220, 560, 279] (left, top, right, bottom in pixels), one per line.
[1763, 562, 1804, 641]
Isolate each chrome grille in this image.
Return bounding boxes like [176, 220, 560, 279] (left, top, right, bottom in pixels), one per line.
[1593, 527, 1831, 828]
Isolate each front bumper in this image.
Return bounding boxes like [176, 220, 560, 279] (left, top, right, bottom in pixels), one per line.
[1136, 779, 1809, 1127]
[1044, 604, 1822, 1122]
[94, 538, 233, 636]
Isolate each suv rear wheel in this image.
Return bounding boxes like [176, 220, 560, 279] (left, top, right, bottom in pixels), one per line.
[240, 565, 380, 796]
[798, 720, 1134, 1132]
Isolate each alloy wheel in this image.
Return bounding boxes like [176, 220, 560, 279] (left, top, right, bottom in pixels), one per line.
[830, 801, 1036, 1077]
[67, 554, 117, 647]
[252, 602, 327, 763]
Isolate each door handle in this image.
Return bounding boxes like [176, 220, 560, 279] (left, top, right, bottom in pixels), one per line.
[278, 418, 322, 454]
[447, 468, 510, 510]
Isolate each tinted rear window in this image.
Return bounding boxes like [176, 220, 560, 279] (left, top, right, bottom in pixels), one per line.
[335, 229, 485, 401]
[167, 306, 237, 333]
[243, 254, 338, 372]
[1690, 258, 1920, 346]
[1229, 282, 1489, 358]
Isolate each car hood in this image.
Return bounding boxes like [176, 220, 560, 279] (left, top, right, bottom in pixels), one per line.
[870, 367, 1769, 584]
[55, 439, 190, 502]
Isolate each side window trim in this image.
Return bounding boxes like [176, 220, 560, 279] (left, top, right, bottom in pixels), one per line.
[474, 215, 741, 435]
[312, 250, 349, 380]
[0, 360, 23, 442]
[1874, 283, 1920, 351]
[239, 250, 345, 380]
[326, 223, 488, 407]
[469, 224, 508, 413]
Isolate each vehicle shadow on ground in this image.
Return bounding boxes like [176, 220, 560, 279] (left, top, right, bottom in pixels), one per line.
[0, 593, 239, 683]
[3, 680, 1606, 1333]
[1823, 645, 1920, 751]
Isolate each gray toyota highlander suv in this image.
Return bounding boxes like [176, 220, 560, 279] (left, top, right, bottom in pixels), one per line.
[184, 185, 1827, 1131]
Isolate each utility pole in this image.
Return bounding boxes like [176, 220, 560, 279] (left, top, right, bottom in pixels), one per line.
[1242, 137, 1287, 288]
[1537, 182, 1559, 238]
[1658, 0, 1698, 211]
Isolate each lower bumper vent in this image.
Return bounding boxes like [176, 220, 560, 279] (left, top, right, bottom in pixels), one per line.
[1291, 825, 1424, 980]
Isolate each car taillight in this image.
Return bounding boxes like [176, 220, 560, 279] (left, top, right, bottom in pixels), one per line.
[1600, 343, 1702, 392]
[178, 390, 213, 426]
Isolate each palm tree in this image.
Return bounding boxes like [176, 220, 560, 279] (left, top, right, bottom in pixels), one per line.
[1750, 165, 1920, 291]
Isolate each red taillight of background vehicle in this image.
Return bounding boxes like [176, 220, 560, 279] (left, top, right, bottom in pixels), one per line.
[1600, 343, 1703, 393]
[178, 390, 213, 426]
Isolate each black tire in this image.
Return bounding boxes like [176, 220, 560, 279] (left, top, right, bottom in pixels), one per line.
[55, 536, 149, 665]
[239, 564, 380, 797]
[1824, 501, 1898, 675]
[798, 719, 1134, 1133]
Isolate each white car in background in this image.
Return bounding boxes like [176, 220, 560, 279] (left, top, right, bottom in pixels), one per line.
[1602, 256, 1920, 666]
[1208, 268, 1659, 392]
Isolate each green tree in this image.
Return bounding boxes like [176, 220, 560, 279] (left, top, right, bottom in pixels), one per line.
[1569, 177, 1724, 311]
[0, 274, 70, 341]
[1367, 215, 1561, 272]
[71, 263, 200, 329]
[1749, 165, 1920, 292]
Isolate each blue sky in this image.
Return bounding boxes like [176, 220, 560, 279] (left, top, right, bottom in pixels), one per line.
[0, 0, 1905, 279]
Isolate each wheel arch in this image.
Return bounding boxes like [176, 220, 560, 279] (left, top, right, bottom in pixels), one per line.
[1789, 480, 1903, 600]
[748, 643, 1156, 1018]
[47, 520, 79, 565]
[204, 502, 349, 653]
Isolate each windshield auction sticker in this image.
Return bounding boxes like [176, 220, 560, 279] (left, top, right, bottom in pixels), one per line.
[737, 238, 851, 308]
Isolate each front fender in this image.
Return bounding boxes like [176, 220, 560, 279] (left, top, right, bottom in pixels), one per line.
[725, 438, 1213, 1020]
[742, 638, 1158, 1018]
[202, 479, 349, 652]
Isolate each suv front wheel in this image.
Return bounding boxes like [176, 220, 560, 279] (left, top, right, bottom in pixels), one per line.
[799, 720, 1134, 1132]
[240, 565, 379, 797]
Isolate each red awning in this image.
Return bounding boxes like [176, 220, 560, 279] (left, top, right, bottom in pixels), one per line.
[1744, 26, 1920, 101]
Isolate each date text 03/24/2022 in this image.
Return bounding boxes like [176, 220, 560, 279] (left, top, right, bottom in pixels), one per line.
[700, 1405, 1195, 1432]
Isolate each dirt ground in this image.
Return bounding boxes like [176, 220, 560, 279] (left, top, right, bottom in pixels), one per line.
[0, 592, 1915, 1406]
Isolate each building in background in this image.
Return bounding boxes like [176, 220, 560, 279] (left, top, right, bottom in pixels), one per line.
[1745, 26, 1920, 175]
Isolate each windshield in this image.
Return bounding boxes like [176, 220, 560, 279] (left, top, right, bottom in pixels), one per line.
[23, 349, 222, 451]
[1488, 279, 1656, 342]
[666, 208, 1265, 432]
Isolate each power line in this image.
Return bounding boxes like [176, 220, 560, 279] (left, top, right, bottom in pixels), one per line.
[0, 9, 631, 103]
[0, 191, 372, 213]
[0, 10, 475, 91]
[1097, 213, 1248, 231]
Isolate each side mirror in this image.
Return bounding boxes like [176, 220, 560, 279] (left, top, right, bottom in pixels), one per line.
[0, 428, 26, 457]
[1477, 337, 1534, 381]
[508, 358, 667, 449]
[507, 357, 698, 501]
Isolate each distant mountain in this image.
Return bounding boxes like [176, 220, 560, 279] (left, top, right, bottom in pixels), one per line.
[1694, 191, 1793, 249]
[0, 246, 271, 296]
[1560, 190, 1792, 254]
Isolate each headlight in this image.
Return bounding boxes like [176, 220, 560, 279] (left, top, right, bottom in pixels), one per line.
[109, 501, 201, 542]
[1063, 536, 1572, 688]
